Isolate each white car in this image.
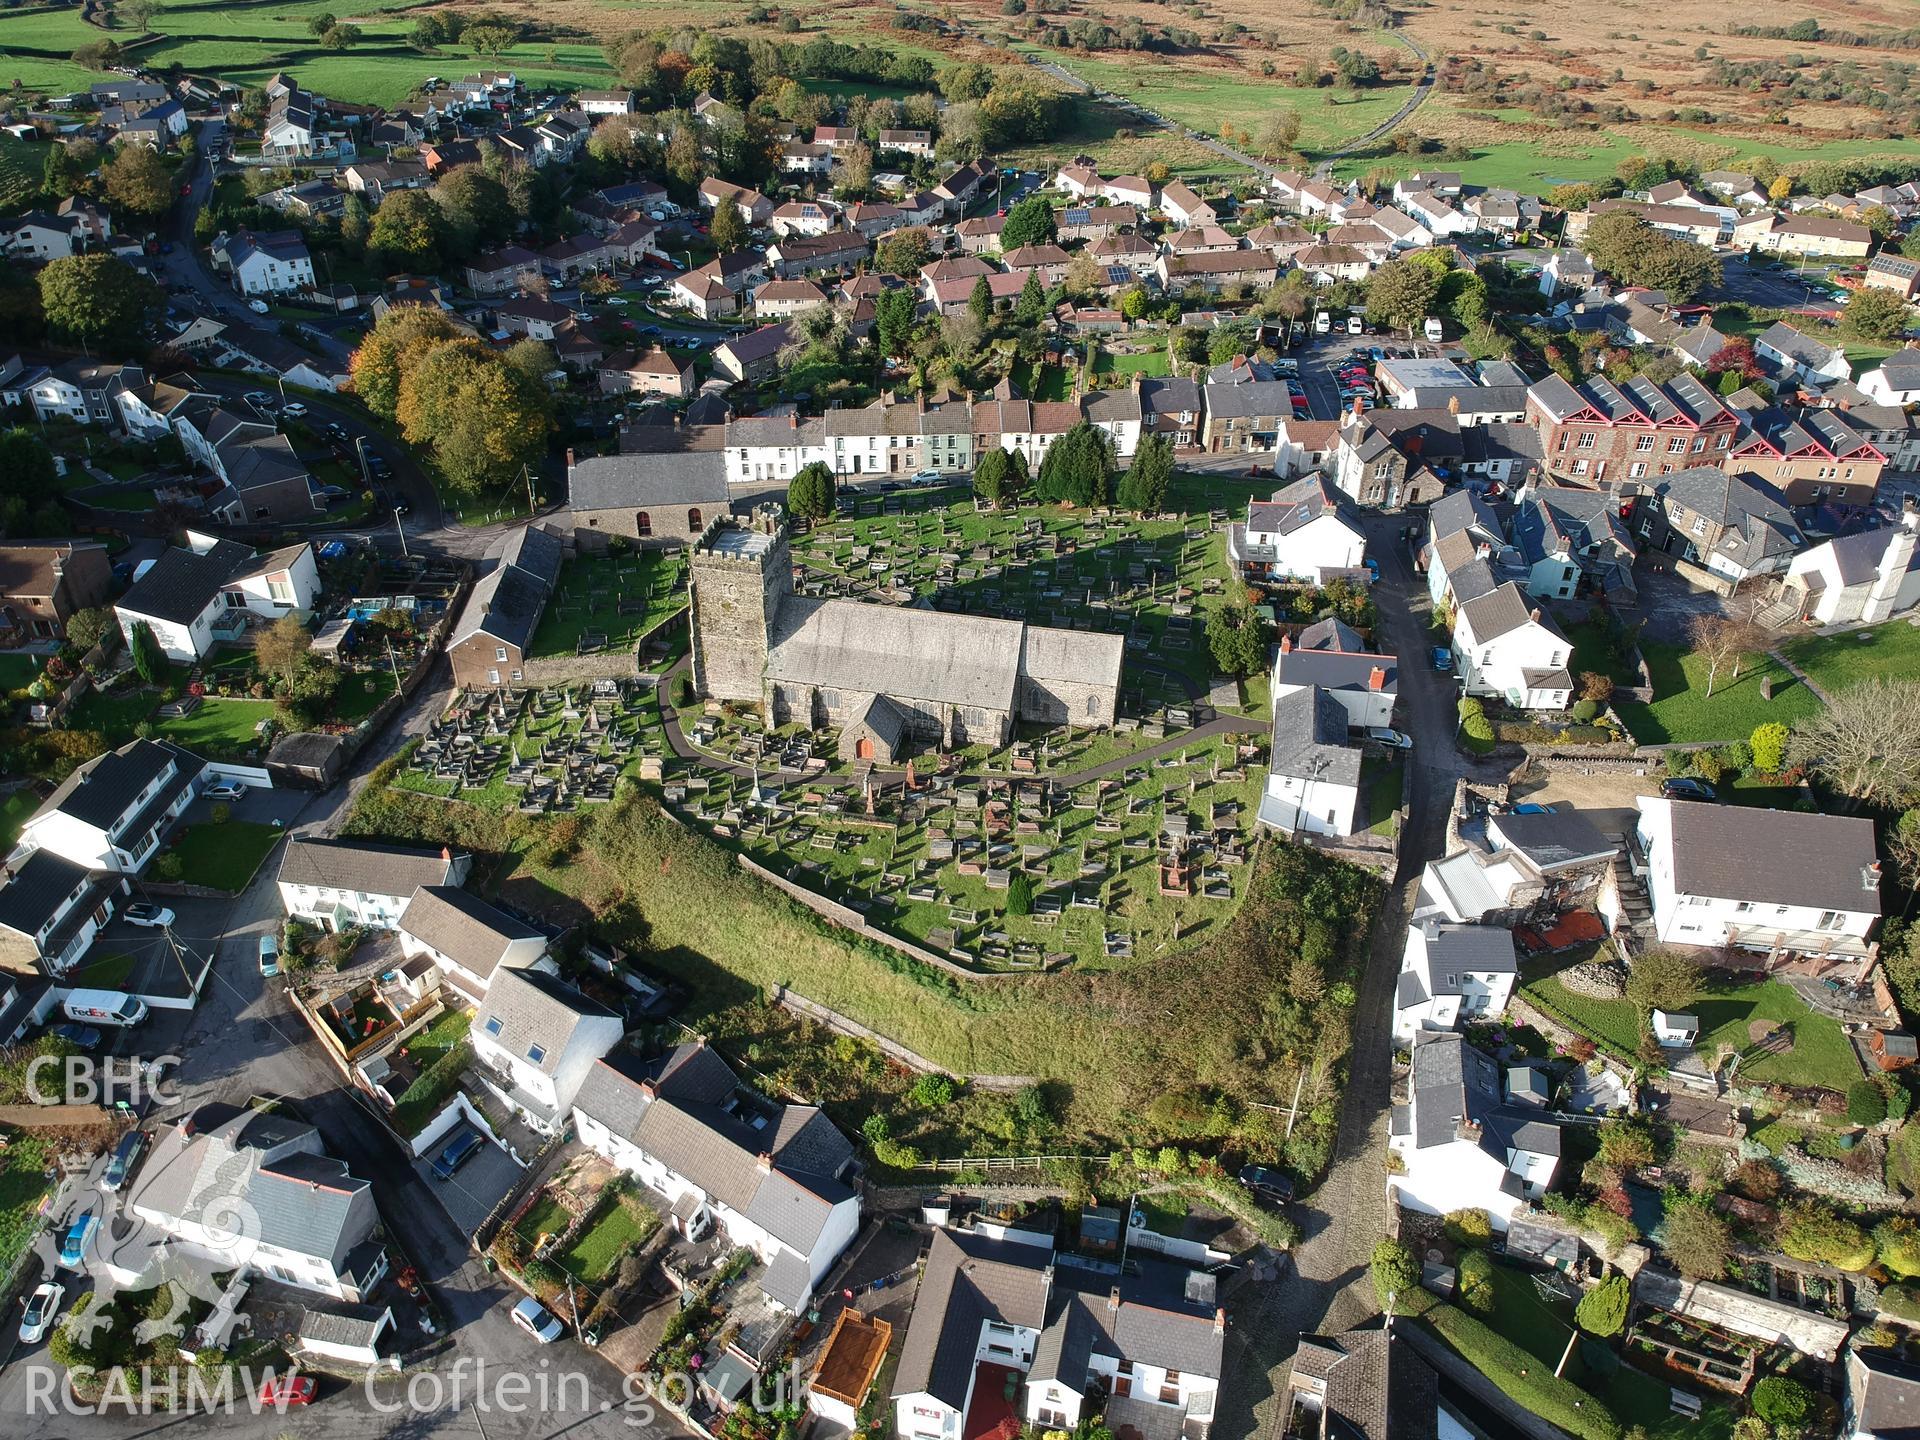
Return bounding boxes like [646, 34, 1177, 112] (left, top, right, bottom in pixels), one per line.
[281, 403, 307, 419]
[20, 1281, 64, 1344]
[910, 470, 942, 485]
[510, 1297, 565, 1344]
[1367, 727, 1413, 751]
[204, 779, 248, 802]
[247, 298, 270, 314]
[123, 903, 175, 929]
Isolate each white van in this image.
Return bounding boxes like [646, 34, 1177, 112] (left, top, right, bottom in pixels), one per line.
[1313, 311, 1331, 335]
[1346, 315, 1363, 335]
[63, 989, 147, 1028]
[1424, 316, 1444, 342]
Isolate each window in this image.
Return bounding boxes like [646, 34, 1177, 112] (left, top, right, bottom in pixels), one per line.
[1629, 462, 1648, 478]
[1735, 901, 1754, 913]
[688, 507, 703, 531]
[483, 1015, 503, 1036]
[495, 646, 509, 662]
[527, 1043, 546, 1064]
[1576, 431, 1596, 449]
[1668, 437, 1687, 453]
[1818, 911, 1843, 930]
[1634, 434, 1655, 452]
[1691, 437, 1707, 453]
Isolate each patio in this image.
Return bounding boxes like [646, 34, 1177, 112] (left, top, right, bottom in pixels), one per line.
[961, 1361, 1023, 1440]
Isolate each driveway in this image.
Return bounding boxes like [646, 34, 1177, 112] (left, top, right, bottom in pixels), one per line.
[412, 1126, 527, 1237]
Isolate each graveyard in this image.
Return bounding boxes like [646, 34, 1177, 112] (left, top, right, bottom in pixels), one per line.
[527, 547, 690, 659]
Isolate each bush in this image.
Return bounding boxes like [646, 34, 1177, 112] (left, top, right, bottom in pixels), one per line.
[1575, 1274, 1631, 1337]
[1456, 1249, 1495, 1314]
[1689, 750, 1725, 784]
[1850, 1081, 1889, 1126]
[1457, 696, 1485, 721]
[1750, 721, 1789, 774]
[909, 1073, 957, 1108]
[1877, 1217, 1920, 1278]
[1752, 1375, 1814, 1431]
[1462, 712, 1495, 752]
[1006, 871, 1034, 916]
[1570, 699, 1600, 722]
[209, 802, 232, 825]
[1778, 1201, 1875, 1271]
[1419, 1303, 1624, 1440]
[1663, 1196, 1732, 1279]
[1370, 1240, 1420, 1310]
[1716, 740, 1752, 774]
[1443, 1207, 1493, 1249]
[1732, 1157, 1782, 1201]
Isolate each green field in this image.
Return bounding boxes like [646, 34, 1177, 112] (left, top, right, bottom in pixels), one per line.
[0, 134, 41, 212]
[1782, 622, 1920, 694]
[1612, 638, 1820, 745]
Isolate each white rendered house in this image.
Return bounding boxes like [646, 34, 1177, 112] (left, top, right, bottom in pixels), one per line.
[1625, 797, 1881, 961]
[276, 838, 471, 932]
[20, 739, 205, 876]
[1392, 921, 1519, 1043]
[115, 534, 318, 662]
[1228, 476, 1366, 584]
[1452, 582, 1573, 710]
[397, 885, 548, 1005]
[470, 964, 622, 1135]
[1387, 1032, 1561, 1232]
[1781, 512, 1920, 627]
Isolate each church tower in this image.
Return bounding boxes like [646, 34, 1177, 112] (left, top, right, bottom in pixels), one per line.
[688, 504, 791, 706]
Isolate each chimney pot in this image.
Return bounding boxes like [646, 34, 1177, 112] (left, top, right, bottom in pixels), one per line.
[565, 447, 575, 472]
[1108, 1285, 1121, 1312]
[640, 1079, 659, 1099]
[1214, 1306, 1226, 1335]
[440, 846, 451, 861]
[756, 1151, 773, 1173]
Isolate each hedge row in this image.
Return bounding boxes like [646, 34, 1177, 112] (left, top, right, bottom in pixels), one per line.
[1418, 1302, 1624, 1440]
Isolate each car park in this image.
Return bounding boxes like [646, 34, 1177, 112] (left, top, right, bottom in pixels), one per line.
[124, 903, 174, 929]
[205, 779, 249, 802]
[19, 1282, 64, 1343]
[102, 1129, 147, 1192]
[510, 1297, 566, 1344]
[258, 935, 279, 977]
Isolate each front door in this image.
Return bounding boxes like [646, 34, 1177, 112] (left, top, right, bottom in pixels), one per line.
[856, 736, 875, 760]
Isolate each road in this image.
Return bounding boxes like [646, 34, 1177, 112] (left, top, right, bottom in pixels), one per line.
[1216, 512, 1483, 1439]
[1312, 32, 1437, 179]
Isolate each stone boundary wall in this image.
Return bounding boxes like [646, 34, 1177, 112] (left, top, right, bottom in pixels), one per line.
[771, 984, 1036, 1089]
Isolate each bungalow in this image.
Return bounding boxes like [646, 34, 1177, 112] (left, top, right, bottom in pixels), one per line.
[1451, 581, 1573, 711]
[115, 534, 318, 662]
[1627, 796, 1881, 962]
[576, 88, 635, 115]
[572, 1040, 860, 1313]
[277, 838, 470, 932]
[1388, 1032, 1561, 1231]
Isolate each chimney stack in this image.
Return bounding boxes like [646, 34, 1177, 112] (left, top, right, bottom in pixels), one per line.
[1279, 633, 1293, 653]
[1107, 1286, 1121, 1313]
[440, 846, 451, 861]
[788, 410, 798, 429]
[1368, 665, 1387, 691]
[756, 1152, 773, 1173]
[1214, 1306, 1226, 1335]
[1529, 607, 1542, 623]
[565, 447, 575, 475]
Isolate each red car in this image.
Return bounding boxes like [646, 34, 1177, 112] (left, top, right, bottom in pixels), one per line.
[259, 1376, 317, 1407]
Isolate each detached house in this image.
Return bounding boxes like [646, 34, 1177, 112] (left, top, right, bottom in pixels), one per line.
[471, 965, 622, 1136]
[1389, 1032, 1561, 1230]
[397, 884, 549, 1005]
[446, 525, 564, 689]
[1781, 508, 1920, 626]
[19, 738, 206, 877]
[1257, 686, 1362, 838]
[115, 534, 318, 662]
[1227, 476, 1367, 584]
[1639, 466, 1806, 583]
[212, 229, 315, 297]
[1392, 922, 1519, 1042]
[1451, 582, 1572, 711]
[277, 837, 470, 932]
[0, 540, 111, 642]
[1756, 321, 1852, 387]
[1627, 797, 1881, 963]
[892, 1226, 1225, 1440]
[0, 848, 130, 978]
[572, 1040, 861, 1314]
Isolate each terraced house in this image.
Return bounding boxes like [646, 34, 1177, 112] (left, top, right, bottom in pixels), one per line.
[1525, 372, 1738, 484]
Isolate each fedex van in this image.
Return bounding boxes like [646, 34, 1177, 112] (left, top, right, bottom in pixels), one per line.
[63, 989, 147, 1028]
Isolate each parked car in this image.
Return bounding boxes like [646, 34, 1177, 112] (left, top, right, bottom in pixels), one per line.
[1363, 558, 1380, 582]
[102, 1129, 147, 1192]
[258, 935, 279, 977]
[123, 902, 174, 929]
[204, 779, 248, 802]
[19, 1282, 64, 1344]
[510, 1297, 565, 1344]
[243, 391, 275, 410]
[1237, 1165, 1295, 1204]
[281, 402, 307, 419]
[259, 1376, 317, 1407]
[910, 470, 942, 486]
[58, 1211, 96, 1269]
[1660, 777, 1718, 802]
[1346, 315, 1363, 335]
[52, 1023, 101, 1050]
[431, 1127, 484, 1180]
[247, 299, 270, 315]
[1430, 646, 1453, 672]
[1367, 727, 1413, 750]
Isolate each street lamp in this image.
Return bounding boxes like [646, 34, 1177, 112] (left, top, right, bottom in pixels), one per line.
[393, 505, 409, 560]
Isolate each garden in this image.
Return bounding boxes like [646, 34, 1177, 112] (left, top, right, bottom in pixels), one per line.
[153, 819, 283, 894]
[1781, 622, 1920, 693]
[1610, 638, 1820, 746]
[387, 1006, 474, 1137]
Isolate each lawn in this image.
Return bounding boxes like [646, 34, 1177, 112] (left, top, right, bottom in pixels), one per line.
[514, 1193, 572, 1247]
[1093, 349, 1170, 380]
[71, 953, 135, 990]
[1611, 638, 1821, 745]
[527, 549, 688, 659]
[0, 789, 38, 850]
[557, 1198, 658, 1283]
[67, 677, 161, 740]
[162, 820, 282, 893]
[0, 651, 45, 699]
[1524, 954, 1861, 1092]
[151, 699, 278, 756]
[1782, 622, 1920, 693]
[331, 667, 399, 723]
[1562, 619, 1641, 689]
[1363, 755, 1403, 838]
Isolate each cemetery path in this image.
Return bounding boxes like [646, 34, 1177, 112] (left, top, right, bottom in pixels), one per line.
[655, 651, 1266, 789]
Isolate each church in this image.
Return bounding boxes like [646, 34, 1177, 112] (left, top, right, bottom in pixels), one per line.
[689, 509, 1124, 759]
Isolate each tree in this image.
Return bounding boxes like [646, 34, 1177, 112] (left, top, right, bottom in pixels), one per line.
[503, 338, 557, 386]
[0, 427, 55, 500]
[339, 193, 370, 255]
[65, 606, 114, 656]
[119, 0, 152, 29]
[319, 21, 359, 49]
[1751, 1376, 1814, 1432]
[102, 143, 172, 222]
[42, 137, 100, 200]
[1014, 269, 1047, 324]
[395, 344, 549, 498]
[787, 461, 837, 520]
[1850, 1081, 1890, 1126]
[1846, 286, 1910, 343]
[874, 287, 916, 358]
[1789, 678, 1920, 807]
[127, 620, 162, 684]
[307, 11, 337, 35]
[1120, 286, 1149, 322]
[1000, 193, 1057, 250]
[1034, 421, 1112, 506]
[876, 227, 933, 278]
[433, 165, 511, 254]
[1749, 720, 1789, 774]
[1624, 949, 1703, 1015]
[1455, 1249, 1494, 1315]
[968, 273, 993, 327]
[1257, 109, 1302, 160]
[349, 305, 461, 421]
[411, 13, 446, 49]
[464, 22, 518, 55]
[1116, 431, 1172, 514]
[1768, 174, 1795, 203]
[254, 614, 313, 691]
[38, 254, 157, 346]
[708, 200, 749, 255]
[1686, 613, 1759, 699]
[1662, 1196, 1732, 1279]
[1365, 256, 1441, 336]
[1575, 1275, 1631, 1337]
[1582, 211, 1721, 301]
[973, 446, 1011, 506]
[1369, 1240, 1419, 1312]
[1007, 872, 1034, 915]
[1891, 810, 1920, 908]
[1204, 601, 1268, 678]
[369, 189, 451, 271]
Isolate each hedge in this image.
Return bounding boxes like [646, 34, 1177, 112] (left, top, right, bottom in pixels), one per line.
[1418, 1302, 1624, 1440]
